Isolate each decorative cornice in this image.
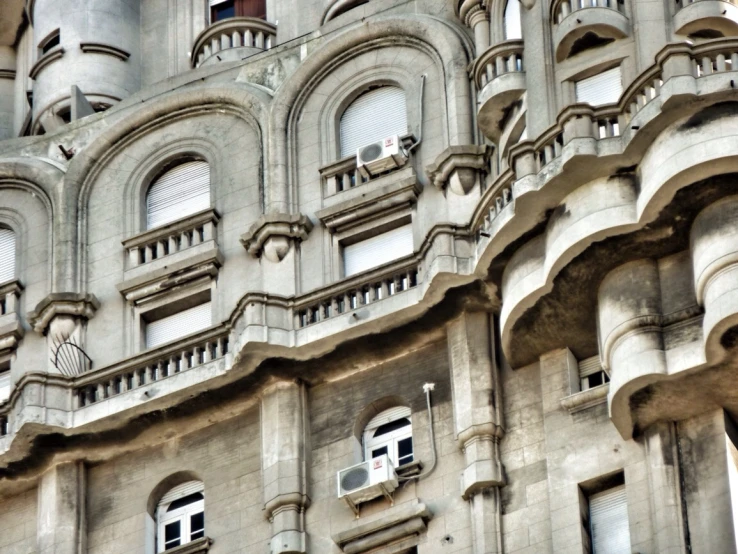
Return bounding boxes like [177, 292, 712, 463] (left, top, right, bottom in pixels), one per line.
[80, 42, 131, 61]
[240, 213, 313, 262]
[560, 384, 609, 413]
[29, 47, 65, 80]
[27, 293, 100, 334]
[426, 145, 490, 195]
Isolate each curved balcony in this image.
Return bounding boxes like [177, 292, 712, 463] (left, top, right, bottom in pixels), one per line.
[552, 0, 629, 61]
[191, 17, 276, 68]
[673, 0, 738, 37]
[472, 40, 526, 142]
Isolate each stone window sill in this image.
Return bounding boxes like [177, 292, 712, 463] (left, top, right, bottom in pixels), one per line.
[560, 383, 609, 414]
[163, 537, 212, 554]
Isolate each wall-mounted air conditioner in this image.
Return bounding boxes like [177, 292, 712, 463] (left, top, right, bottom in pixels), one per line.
[356, 135, 408, 179]
[337, 454, 398, 515]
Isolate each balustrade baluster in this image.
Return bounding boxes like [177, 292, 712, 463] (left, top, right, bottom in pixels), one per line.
[220, 34, 230, 51]
[245, 29, 254, 47]
[129, 247, 139, 268]
[232, 31, 242, 48]
[495, 56, 505, 77]
[731, 52, 738, 69]
[717, 53, 727, 72]
[702, 56, 713, 75]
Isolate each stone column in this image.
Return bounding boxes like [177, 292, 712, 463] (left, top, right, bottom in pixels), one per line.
[467, 6, 490, 55]
[643, 422, 687, 554]
[261, 380, 310, 554]
[37, 461, 86, 554]
[447, 311, 504, 554]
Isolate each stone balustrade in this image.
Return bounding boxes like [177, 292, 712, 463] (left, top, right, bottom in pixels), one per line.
[294, 259, 420, 328]
[123, 209, 220, 269]
[472, 40, 524, 90]
[192, 17, 276, 68]
[0, 280, 21, 317]
[676, 0, 738, 10]
[692, 42, 738, 76]
[74, 326, 229, 408]
[320, 156, 370, 196]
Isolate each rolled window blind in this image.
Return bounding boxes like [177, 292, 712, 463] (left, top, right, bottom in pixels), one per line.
[343, 224, 413, 277]
[0, 371, 9, 402]
[145, 302, 212, 349]
[0, 229, 16, 284]
[340, 86, 408, 158]
[365, 406, 411, 431]
[590, 484, 631, 554]
[159, 481, 204, 506]
[146, 161, 210, 229]
[576, 67, 622, 106]
[504, 0, 523, 40]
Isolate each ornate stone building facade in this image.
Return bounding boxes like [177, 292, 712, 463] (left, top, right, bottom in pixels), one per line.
[0, 0, 737, 552]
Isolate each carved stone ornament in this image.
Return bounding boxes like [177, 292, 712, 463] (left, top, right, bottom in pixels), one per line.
[426, 145, 490, 196]
[27, 293, 100, 334]
[240, 213, 314, 263]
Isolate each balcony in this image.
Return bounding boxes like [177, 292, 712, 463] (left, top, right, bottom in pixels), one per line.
[472, 40, 526, 142]
[552, 0, 629, 61]
[191, 17, 276, 68]
[673, 0, 738, 37]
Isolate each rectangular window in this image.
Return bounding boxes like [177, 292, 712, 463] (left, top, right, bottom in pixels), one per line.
[579, 356, 610, 391]
[0, 370, 9, 403]
[343, 224, 413, 277]
[145, 302, 212, 349]
[588, 483, 631, 554]
[575, 67, 622, 106]
[210, 0, 235, 21]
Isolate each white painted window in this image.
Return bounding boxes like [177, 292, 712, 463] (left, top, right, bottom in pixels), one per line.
[589, 484, 631, 554]
[575, 67, 622, 106]
[504, 0, 523, 40]
[579, 355, 610, 391]
[157, 481, 205, 553]
[339, 86, 408, 158]
[146, 161, 210, 229]
[0, 371, 9, 403]
[0, 229, 16, 284]
[364, 406, 413, 467]
[343, 223, 413, 277]
[145, 302, 212, 349]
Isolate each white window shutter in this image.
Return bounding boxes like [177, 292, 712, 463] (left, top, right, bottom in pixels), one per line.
[0, 229, 16, 284]
[590, 485, 631, 554]
[365, 406, 411, 431]
[340, 87, 408, 158]
[145, 302, 212, 349]
[146, 161, 210, 229]
[504, 0, 523, 40]
[576, 67, 622, 106]
[343, 224, 413, 277]
[159, 481, 204, 506]
[0, 371, 9, 402]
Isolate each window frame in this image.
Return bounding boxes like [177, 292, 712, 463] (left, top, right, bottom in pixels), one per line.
[38, 29, 61, 56]
[156, 483, 205, 553]
[363, 406, 414, 468]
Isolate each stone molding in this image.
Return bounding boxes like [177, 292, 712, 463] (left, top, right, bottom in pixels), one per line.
[332, 500, 432, 553]
[163, 537, 212, 554]
[560, 383, 609, 413]
[28, 293, 100, 334]
[79, 42, 131, 61]
[426, 145, 489, 195]
[29, 47, 65, 80]
[0, 69, 16, 80]
[240, 213, 313, 262]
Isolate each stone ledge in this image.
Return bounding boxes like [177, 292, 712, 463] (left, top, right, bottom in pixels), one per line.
[316, 174, 421, 233]
[560, 384, 609, 414]
[29, 46, 65, 80]
[163, 537, 212, 554]
[80, 42, 131, 61]
[333, 500, 432, 553]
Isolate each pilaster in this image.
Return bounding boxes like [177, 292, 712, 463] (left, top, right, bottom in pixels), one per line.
[261, 380, 310, 554]
[37, 461, 86, 554]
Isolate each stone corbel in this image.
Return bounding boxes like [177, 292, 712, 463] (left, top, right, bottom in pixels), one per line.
[241, 213, 313, 263]
[28, 293, 100, 335]
[426, 145, 490, 196]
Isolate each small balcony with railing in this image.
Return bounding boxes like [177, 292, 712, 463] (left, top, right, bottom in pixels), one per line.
[673, 0, 738, 38]
[191, 17, 276, 68]
[472, 40, 526, 142]
[552, 0, 629, 62]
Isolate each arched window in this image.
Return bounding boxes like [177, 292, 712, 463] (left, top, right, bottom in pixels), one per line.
[339, 86, 408, 158]
[504, 0, 523, 40]
[364, 406, 413, 467]
[157, 481, 205, 552]
[146, 161, 210, 230]
[0, 228, 16, 284]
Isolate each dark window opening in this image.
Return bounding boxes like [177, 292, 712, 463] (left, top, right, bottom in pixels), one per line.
[167, 492, 204, 512]
[40, 32, 60, 55]
[373, 417, 411, 437]
[190, 512, 205, 541]
[211, 0, 266, 22]
[397, 436, 414, 465]
[371, 446, 388, 459]
[164, 521, 181, 550]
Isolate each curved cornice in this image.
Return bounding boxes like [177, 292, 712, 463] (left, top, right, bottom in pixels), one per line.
[267, 13, 474, 213]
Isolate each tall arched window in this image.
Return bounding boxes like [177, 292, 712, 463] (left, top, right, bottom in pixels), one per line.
[0, 228, 16, 284]
[339, 86, 408, 158]
[364, 406, 413, 467]
[157, 481, 205, 552]
[146, 161, 210, 230]
[504, 0, 523, 40]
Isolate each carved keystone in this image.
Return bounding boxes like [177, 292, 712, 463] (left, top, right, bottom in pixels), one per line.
[426, 145, 489, 196]
[240, 213, 313, 263]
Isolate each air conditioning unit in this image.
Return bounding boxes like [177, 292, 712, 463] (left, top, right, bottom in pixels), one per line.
[356, 135, 408, 179]
[337, 454, 399, 512]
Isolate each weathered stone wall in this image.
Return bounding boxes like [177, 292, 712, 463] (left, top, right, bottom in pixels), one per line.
[0, 488, 36, 554]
